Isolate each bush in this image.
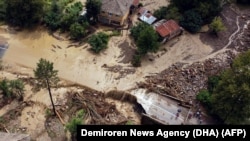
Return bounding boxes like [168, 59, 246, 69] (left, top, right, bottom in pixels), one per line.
[209, 16, 226, 36]
[0, 79, 25, 100]
[69, 22, 86, 40]
[65, 109, 85, 134]
[109, 30, 121, 37]
[196, 89, 212, 109]
[66, 117, 82, 133]
[131, 54, 141, 67]
[88, 32, 109, 53]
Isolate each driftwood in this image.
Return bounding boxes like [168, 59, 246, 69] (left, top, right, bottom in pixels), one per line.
[56, 110, 65, 125]
[0, 123, 9, 133]
[68, 91, 127, 125]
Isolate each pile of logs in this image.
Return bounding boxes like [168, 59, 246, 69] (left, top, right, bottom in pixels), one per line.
[138, 50, 236, 104]
[67, 89, 128, 125]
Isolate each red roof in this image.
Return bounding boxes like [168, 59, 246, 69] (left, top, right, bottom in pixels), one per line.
[155, 20, 180, 37]
[133, 0, 139, 6]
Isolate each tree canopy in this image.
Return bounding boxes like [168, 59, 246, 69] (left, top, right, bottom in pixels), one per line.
[136, 25, 159, 55]
[60, 1, 84, 31]
[5, 0, 45, 27]
[130, 22, 159, 67]
[44, 0, 62, 31]
[34, 58, 59, 115]
[166, 0, 222, 33]
[88, 32, 109, 53]
[209, 16, 226, 35]
[179, 10, 203, 33]
[197, 51, 250, 124]
[85, 0, 101, 23]
[69, 22, 88, 40]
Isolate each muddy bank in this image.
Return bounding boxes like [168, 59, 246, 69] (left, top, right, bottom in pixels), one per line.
[0, 63, 141, 140]
[200, 4, 250, 52]
[1, 23, 214, 93]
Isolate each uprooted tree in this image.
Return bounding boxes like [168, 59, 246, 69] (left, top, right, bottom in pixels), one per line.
[33, 58, 59, 115]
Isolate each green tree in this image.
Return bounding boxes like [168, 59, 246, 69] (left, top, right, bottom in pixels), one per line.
[44, 0, 62, 31]
[65, 1, 83, 14]
[136, 26, 159, 55]
[34, 58, 59, 115]
[130, 22, 149, 41]
[153, 5, 181, 22]
[170, 0, 197, 12]
[69, 22, 87, 40]
[165, 5, 182, 22]
[171, 0, 221, 24]
[5, 0, 45, 27]
[179, 10, 203, 33]
[88, 32, 109, 53]
[209, 16, 226, 36]
[85, 0, 101, 23]
[211, 51, 250, 124]
[153, 6, 168, 20]
[60, 1, 83, 31]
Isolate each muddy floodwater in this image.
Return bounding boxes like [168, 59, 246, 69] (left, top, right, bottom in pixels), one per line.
[0, 25, 213, 93]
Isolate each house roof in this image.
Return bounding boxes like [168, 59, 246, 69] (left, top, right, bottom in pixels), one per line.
[139, 13, 157, 25]
[154, 19, 181, 37]
[101, 0, 133, 16]
[138, 7, 157, 25]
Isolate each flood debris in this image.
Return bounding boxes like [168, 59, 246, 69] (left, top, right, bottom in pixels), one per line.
[65, 89, 128, 125]
[137, 50, 236, 104]
[102, 64, 136, 80]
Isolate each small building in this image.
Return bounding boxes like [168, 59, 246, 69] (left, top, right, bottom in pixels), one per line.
[138, 7, 157, 25]
[153, 19, 183, 43]
[98, 0, 139, 26]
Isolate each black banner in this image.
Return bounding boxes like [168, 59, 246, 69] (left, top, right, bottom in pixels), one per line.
[77, 125, 250, 140]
